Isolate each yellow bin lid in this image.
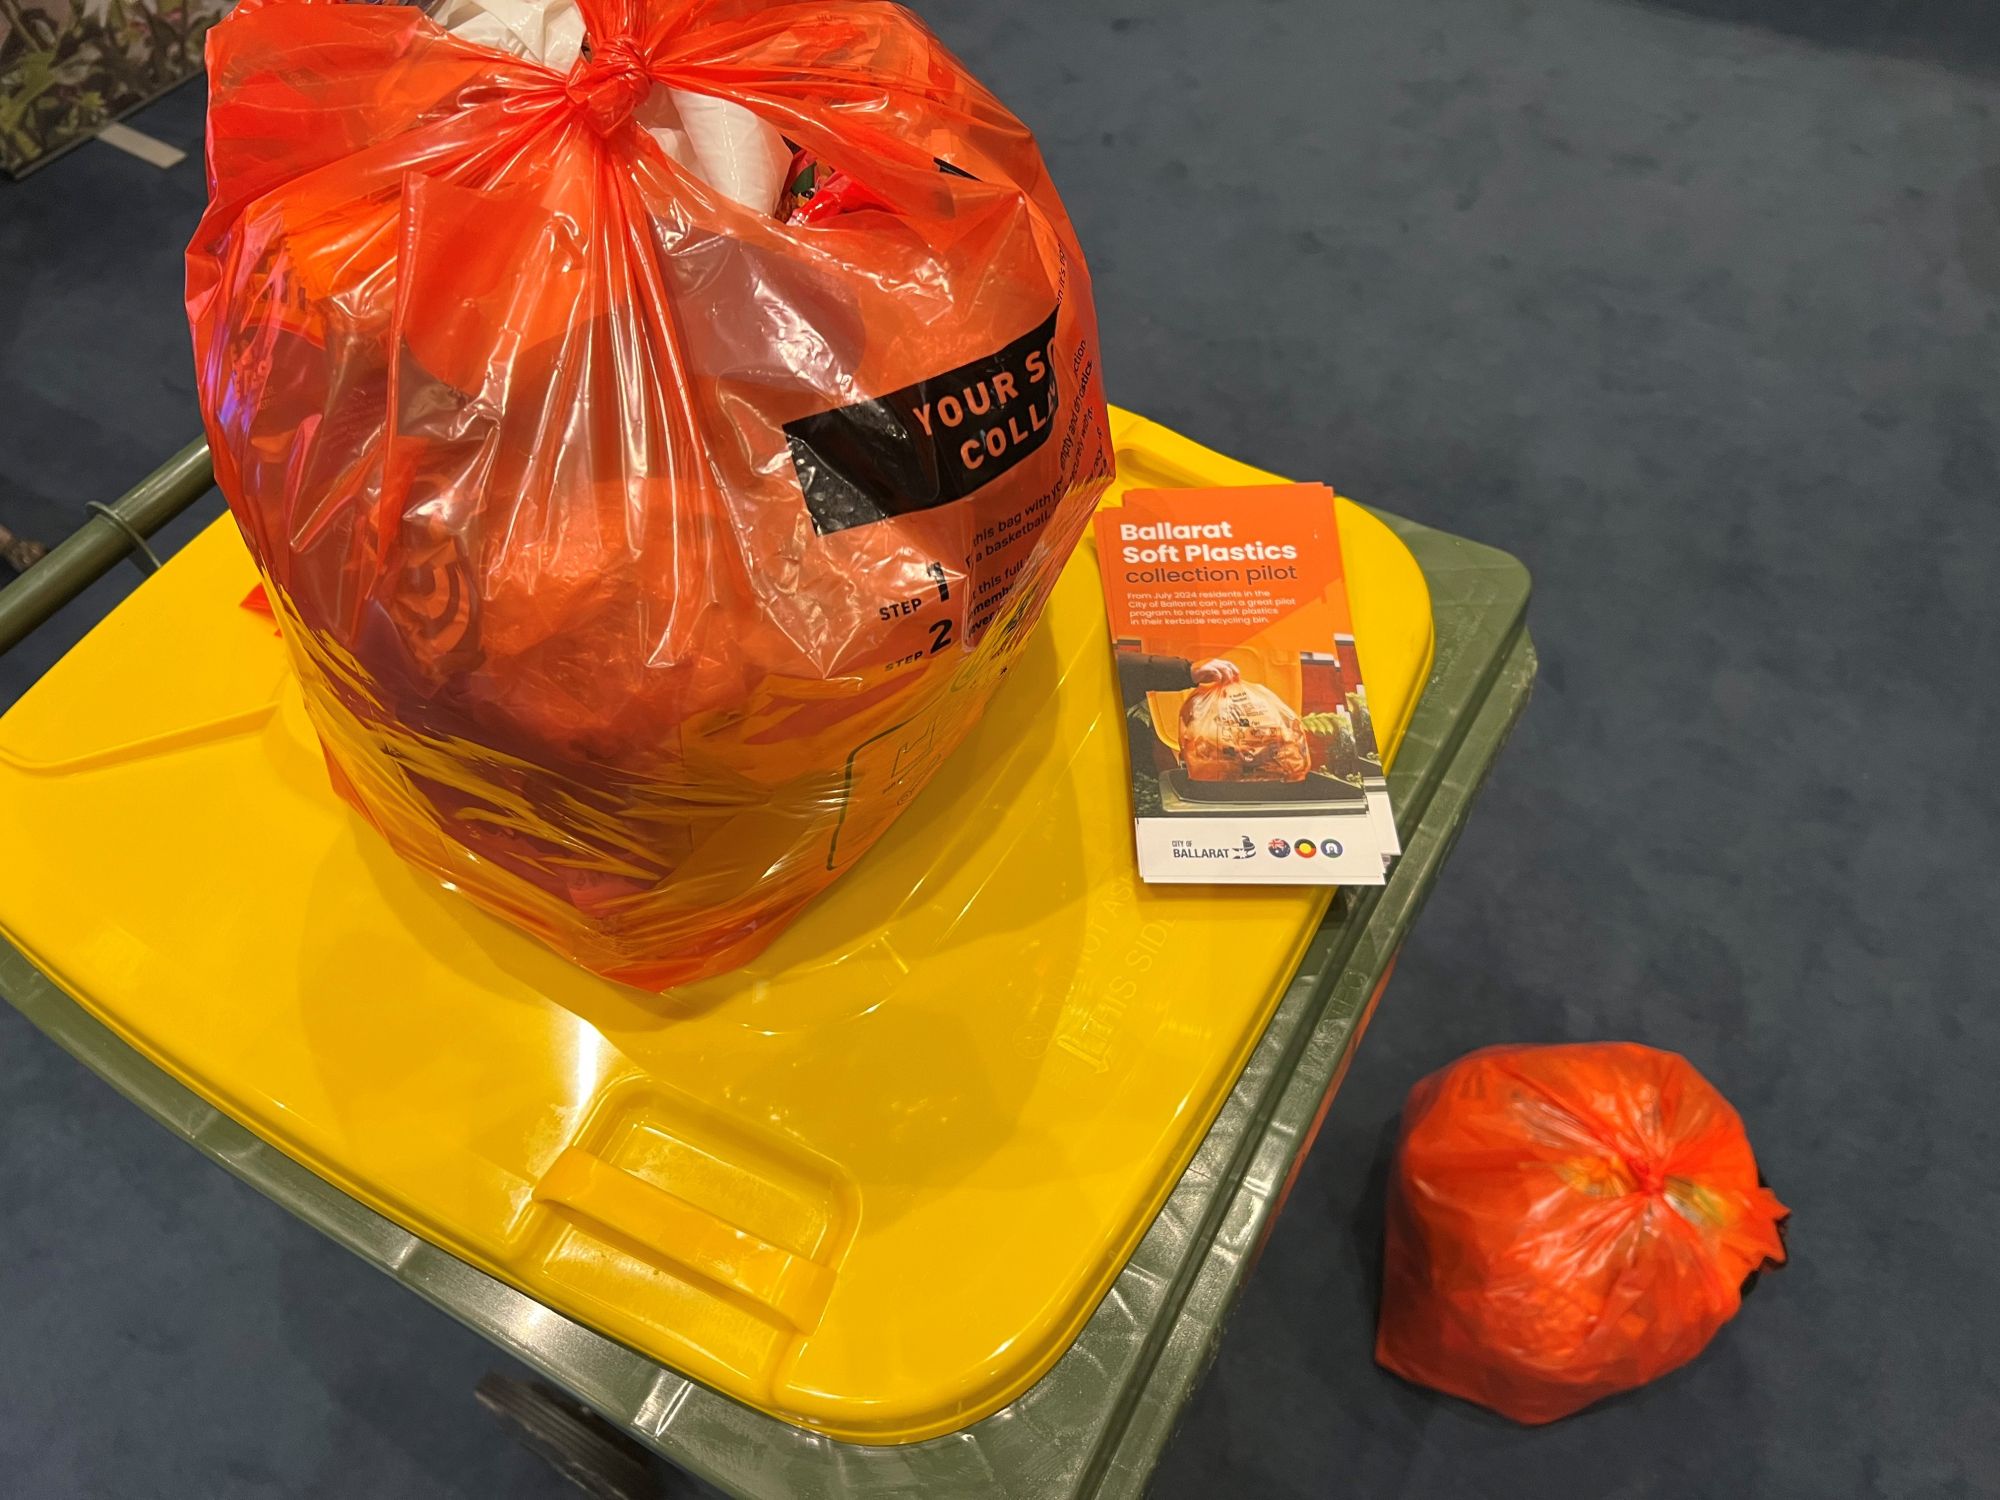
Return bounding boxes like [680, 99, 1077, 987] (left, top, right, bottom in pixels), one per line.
[0, 410, 1432, 1443]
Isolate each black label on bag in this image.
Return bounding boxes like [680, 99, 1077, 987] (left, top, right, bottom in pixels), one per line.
[785, 306, 1062, 537]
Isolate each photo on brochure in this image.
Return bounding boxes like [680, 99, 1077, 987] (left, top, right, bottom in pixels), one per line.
[1094, 483, 1395, 886]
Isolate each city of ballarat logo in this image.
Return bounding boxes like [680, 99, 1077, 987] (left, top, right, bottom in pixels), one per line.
[1169, 835, 1260, 861]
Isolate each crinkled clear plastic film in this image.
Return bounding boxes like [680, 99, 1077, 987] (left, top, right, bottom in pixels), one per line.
[1178, 659, 1313, 783]
[188, 0, 1113, 986]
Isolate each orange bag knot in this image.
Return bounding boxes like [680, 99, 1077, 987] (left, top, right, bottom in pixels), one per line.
[1624, 1153, 1667, 1195]
[566, 38, 653, 136]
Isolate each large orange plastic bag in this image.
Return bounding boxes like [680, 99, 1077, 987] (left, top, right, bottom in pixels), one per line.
[1377, 1043, 1788, 1424]
[1178, 658, 1310, 782]
[186, 0, 1113, 988]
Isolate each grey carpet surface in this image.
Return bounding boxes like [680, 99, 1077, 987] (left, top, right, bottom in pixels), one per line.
[3, 1, 1997, 1495]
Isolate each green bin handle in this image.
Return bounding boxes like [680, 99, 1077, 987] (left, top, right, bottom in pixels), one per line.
[0, 440, 215, 658]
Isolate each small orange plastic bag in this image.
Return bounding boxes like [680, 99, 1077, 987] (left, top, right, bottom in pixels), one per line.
[1177, 658, 1311, 783]
[187, 0, 1112, 988]
[1377, 1043, 1788, 1424]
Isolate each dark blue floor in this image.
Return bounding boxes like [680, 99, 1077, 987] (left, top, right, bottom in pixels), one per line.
[4, 2, 1998, 1496]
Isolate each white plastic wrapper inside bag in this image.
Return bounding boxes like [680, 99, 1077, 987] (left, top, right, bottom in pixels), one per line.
[427, 0, 795, 213]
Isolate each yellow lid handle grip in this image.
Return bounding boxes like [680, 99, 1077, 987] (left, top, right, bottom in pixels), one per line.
[534, 1148, 836, 1334]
